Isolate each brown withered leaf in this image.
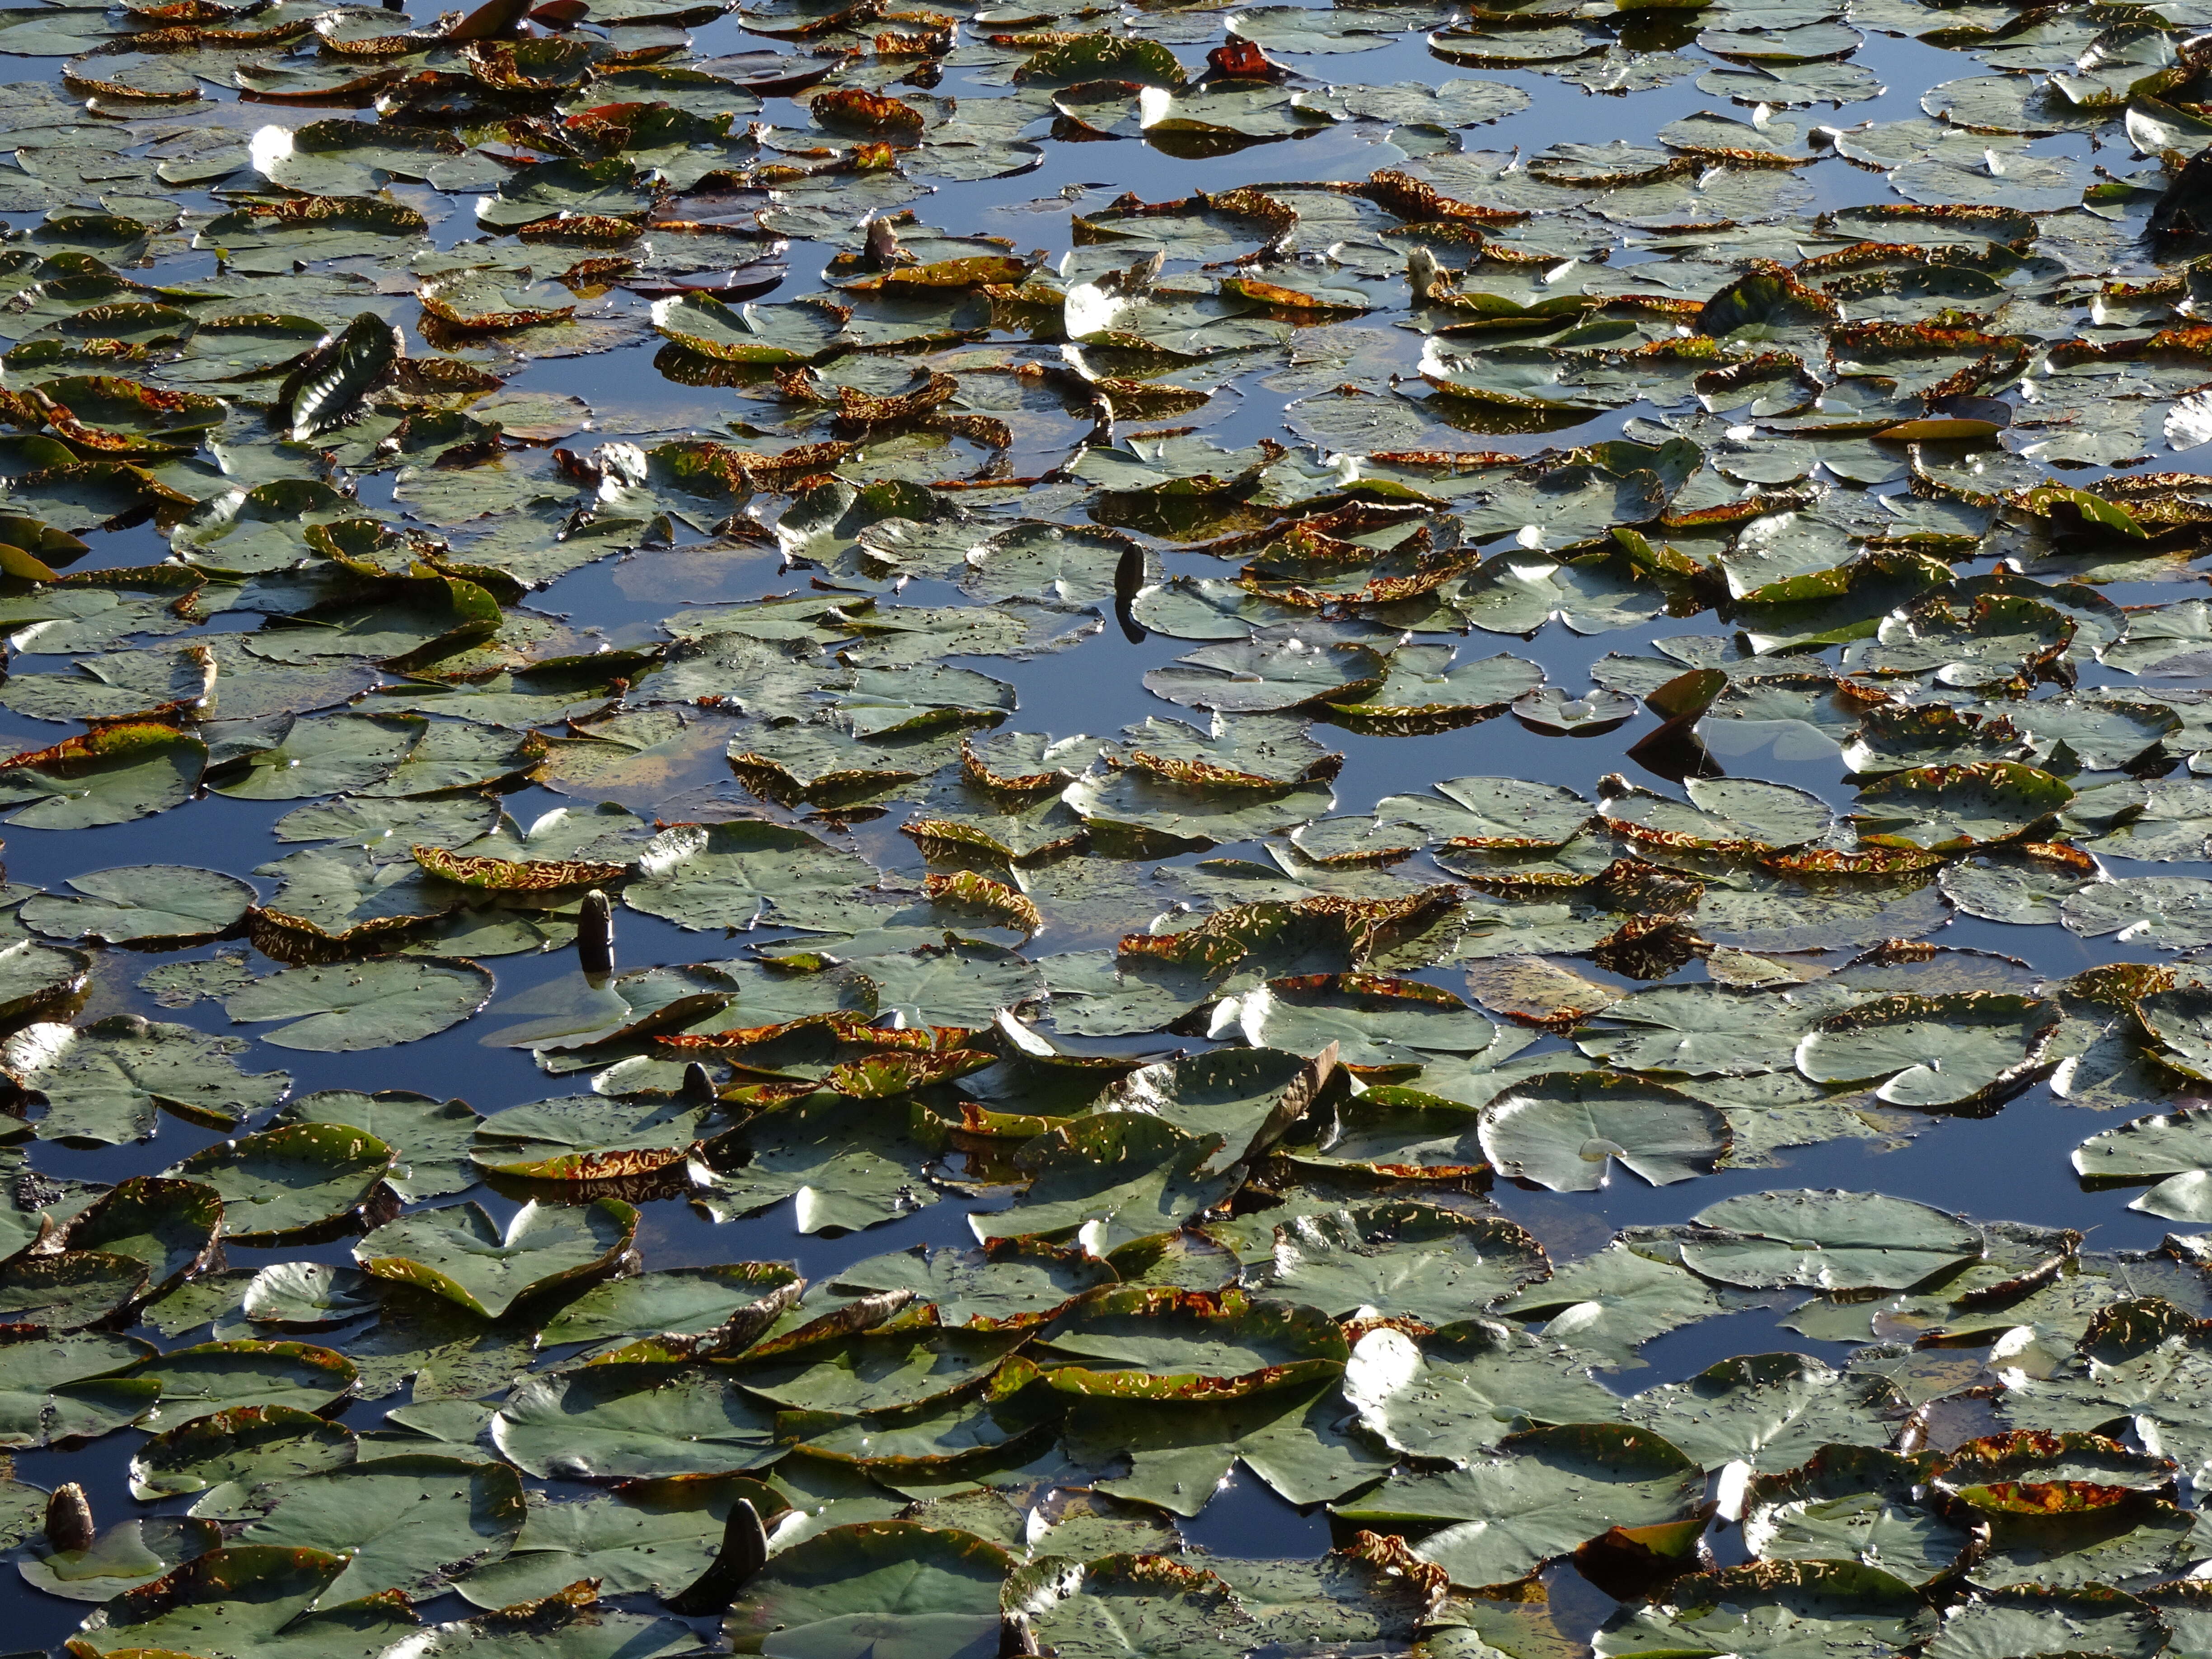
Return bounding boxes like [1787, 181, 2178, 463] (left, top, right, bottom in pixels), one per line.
[409, 845, 629, 891]
[922, 870, 1042, 937]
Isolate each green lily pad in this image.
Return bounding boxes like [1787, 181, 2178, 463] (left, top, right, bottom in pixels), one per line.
[6, 1014, 290, 1144]
[623, 820, 876, 932]
[455, 1476, 782, 1607]
[127, 1338, 358, 1432]
[355, 1198, 636, 1319]
[231, 1453, 527, 1607]
[1480, 1070, 1729, 1191]
[979, 1113, 1241, 1252]
[493, 1360, 781, 1479]
[67, 1544, 421, 1659]
[1262, 1204, 1549, 1325]
[729, 1522, 1014, 1658]
[0, 724, 205, 830]
[1343, 1321, 1625, 1463]
[128, 1405, 357, 1502]
[1621, 1351, 1905, 1472]
[1795, 993, 2057, 1108]
[276, 1090, 482, 1202]
[2074, 1108, 2212, 1222]
[1680, 1190, 1985, 1292]
[171, 1123, 397, 1243]
[20, 864, 256, 946]
[539, 1263, 802, 1348]
[224, 959, 495, 1052]
[1333, 1422, 1704, 1590]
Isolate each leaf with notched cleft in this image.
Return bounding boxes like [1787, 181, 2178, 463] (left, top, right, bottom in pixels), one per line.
[1796, 992, 2058, 1109]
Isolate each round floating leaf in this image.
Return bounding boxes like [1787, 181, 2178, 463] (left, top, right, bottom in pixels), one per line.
[2073, 1107, 2212, 1222]
[224, 958, 495, 1051]
[212, 714, 422, 801]
[1496, 1242, 1729, 1368]
[1034, 1284, 1347, 1398]
[278, 1090, 482, 1202]
[1620, 1351, 1904, 1473]
[243, 1263, 381, 1327]
[6, 1015, 291, 1145]
[1378, 776, 1593, 849]
[455, 1477, 781, 1607]
[1016, 33, 1186, 86]
[1512, 687, 1640, 736]
[1062, 768, 1336, 849]
[831, 1242, 1113, 1330]
[1230, 977, 1492, 1067]
[1333, 1422, 1704, 1590]
[0, 939, 91, 1022]
[692, 1092, 940, 1237]
[1144, 636, 1388, 714]
[2063, 876, 2212, 950]
[2135, 985, 2212, 1082]
[66, 1175, 221, 1292]
[1852, 762, 2073, 851]
[0, 1248, 148, 1331]
[127, 1338, 358, 1432]
[539, 1264, 801, 1348]
[0, 724, 205, 830]
[171, 1123, 397, 1243]
[1741, 1446, 1971, 1584]
[1599, 1560, 1935, 1658]
[1326, 648, 1545, 731]
[1940, 857, 2098, 925]
[1605, 777, 1834, 852]
[1481, 1071, 1728, 1191]
[1572, 985, 1822, 1077]
[623, 820, 876, 931]
[233, 1453, 526, 1606]
[980, 1113, 1242, 1253]
[858, 942, 1044, 1027]
[20, 1515, 220, 1602]
[0, 1329, 156, 1448]
[1111, 1046, 1330, 1171]
[129, 1406, 357, 1502]
[1343, 1322, 1625, 1464]
[728, 1522, 1015, 1658]
[1265, 1205, 1549, 1326]
[355, 1198, 637, 1319]
[67, 1543, 419, 1659]
[1016, 1554, 1251, 1659]
[1681, 1190, 1984, 1291]
[493, 1361, 781, 1479]
[740, 1322, 1026, 1418]
[20, 864, 256, 946]
[651, 294, 846, 363]
[1795, 992, 2057, 1107]
[387, 1592, 707, 1659]
[1063, 1370, 1388, 1518]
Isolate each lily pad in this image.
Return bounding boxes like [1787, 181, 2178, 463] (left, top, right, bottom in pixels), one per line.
[354, 1199, 636, 1319]
[224, 959, 495, 1051]
[21, 864, 255, 946]
[171, 1123, 397, 1243]
[493, 1361, 781, 1479]
[231, 1453, 526, 1607]
[1680, 1190, 1985, 1291]
[1333, 1422, 1704, 1589]
[1480, 1070, 1729, 1191]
